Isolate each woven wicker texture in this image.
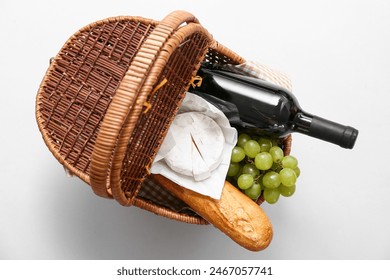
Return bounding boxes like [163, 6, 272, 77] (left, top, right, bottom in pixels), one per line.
[36, 11, 292, 225]
[89, 11, 202, 199]
[36, 16, 156, 183]
[114, 30, 212, 205]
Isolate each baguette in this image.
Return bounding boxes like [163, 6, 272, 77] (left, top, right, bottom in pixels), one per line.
[152, 174, 273, 251]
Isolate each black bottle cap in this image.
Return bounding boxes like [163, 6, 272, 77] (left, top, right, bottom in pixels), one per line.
[310, 116, 358, 149]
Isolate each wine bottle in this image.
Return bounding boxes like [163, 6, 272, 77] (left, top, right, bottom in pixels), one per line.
[189, 64, 358, 149]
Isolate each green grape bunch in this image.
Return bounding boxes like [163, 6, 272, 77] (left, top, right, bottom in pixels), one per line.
[227, 133, 300, 204]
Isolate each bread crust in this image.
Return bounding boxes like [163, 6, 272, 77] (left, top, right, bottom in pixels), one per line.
[152, 174, 273, 251]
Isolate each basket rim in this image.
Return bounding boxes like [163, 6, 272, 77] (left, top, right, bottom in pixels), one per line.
[133, 196, 209, 225]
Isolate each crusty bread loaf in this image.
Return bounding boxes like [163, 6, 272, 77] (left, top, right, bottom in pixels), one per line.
[152, 174, 273, 251]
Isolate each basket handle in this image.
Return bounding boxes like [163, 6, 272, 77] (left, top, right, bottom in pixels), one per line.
[89, 11, 201, 198]
[160, 10, 199, 29]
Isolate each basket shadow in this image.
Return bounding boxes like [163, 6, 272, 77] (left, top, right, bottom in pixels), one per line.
[39, 166, 228, 259]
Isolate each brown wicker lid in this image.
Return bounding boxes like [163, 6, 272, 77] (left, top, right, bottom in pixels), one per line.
[89, 11, 214, 204]
[36, 15, 157, 183]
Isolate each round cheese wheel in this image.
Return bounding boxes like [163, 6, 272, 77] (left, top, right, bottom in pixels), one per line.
[164, 112, 225, 181]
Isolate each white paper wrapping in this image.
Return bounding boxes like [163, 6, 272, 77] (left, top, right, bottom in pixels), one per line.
[150, 92, 237, 199]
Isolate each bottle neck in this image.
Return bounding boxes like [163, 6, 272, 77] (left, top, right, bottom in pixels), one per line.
[293, 111, 358, 149]
[293, 111, 314, 134]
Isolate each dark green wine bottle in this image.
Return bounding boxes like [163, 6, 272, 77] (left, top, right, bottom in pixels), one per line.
[189, 65, 358, 149]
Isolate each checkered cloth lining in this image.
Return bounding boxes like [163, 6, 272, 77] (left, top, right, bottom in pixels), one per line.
[138, 61, 292, 214]
[138, 177, 196, 215]
[223, 60, 292, 92]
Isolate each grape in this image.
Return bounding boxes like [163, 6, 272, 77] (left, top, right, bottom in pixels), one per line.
[237, 174, 254, 190]
[227, 162, 240, 177]
[258, 138, 272, 152]
[279, 168, 297, 187]
[293, 166, 301, 178]
[263, 188, 280, 204]
[279, 184, 296, 197]
[233, 165, 242, 181]
[242, 163, 260, 178]
[237, 133, 251, 148]
[244, 140, 261, 158]
[269, 146, 284, 163]
[262, 171, 281, 189]
[254, 152, 273, 170]
[231, 146, 245, 163]
[227, 132, 301, 204]
[282, 155, 298, 169]
[244, 183, 262, 200]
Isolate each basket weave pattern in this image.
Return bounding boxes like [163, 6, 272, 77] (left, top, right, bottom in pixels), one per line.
[37, 17, 156, 182]
[118, 31, 212, 205]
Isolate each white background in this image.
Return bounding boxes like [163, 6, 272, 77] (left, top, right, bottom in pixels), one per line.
[1, 0, 389, 259]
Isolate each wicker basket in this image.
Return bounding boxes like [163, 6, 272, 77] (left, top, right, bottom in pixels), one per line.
[36, 11, 291, 232]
